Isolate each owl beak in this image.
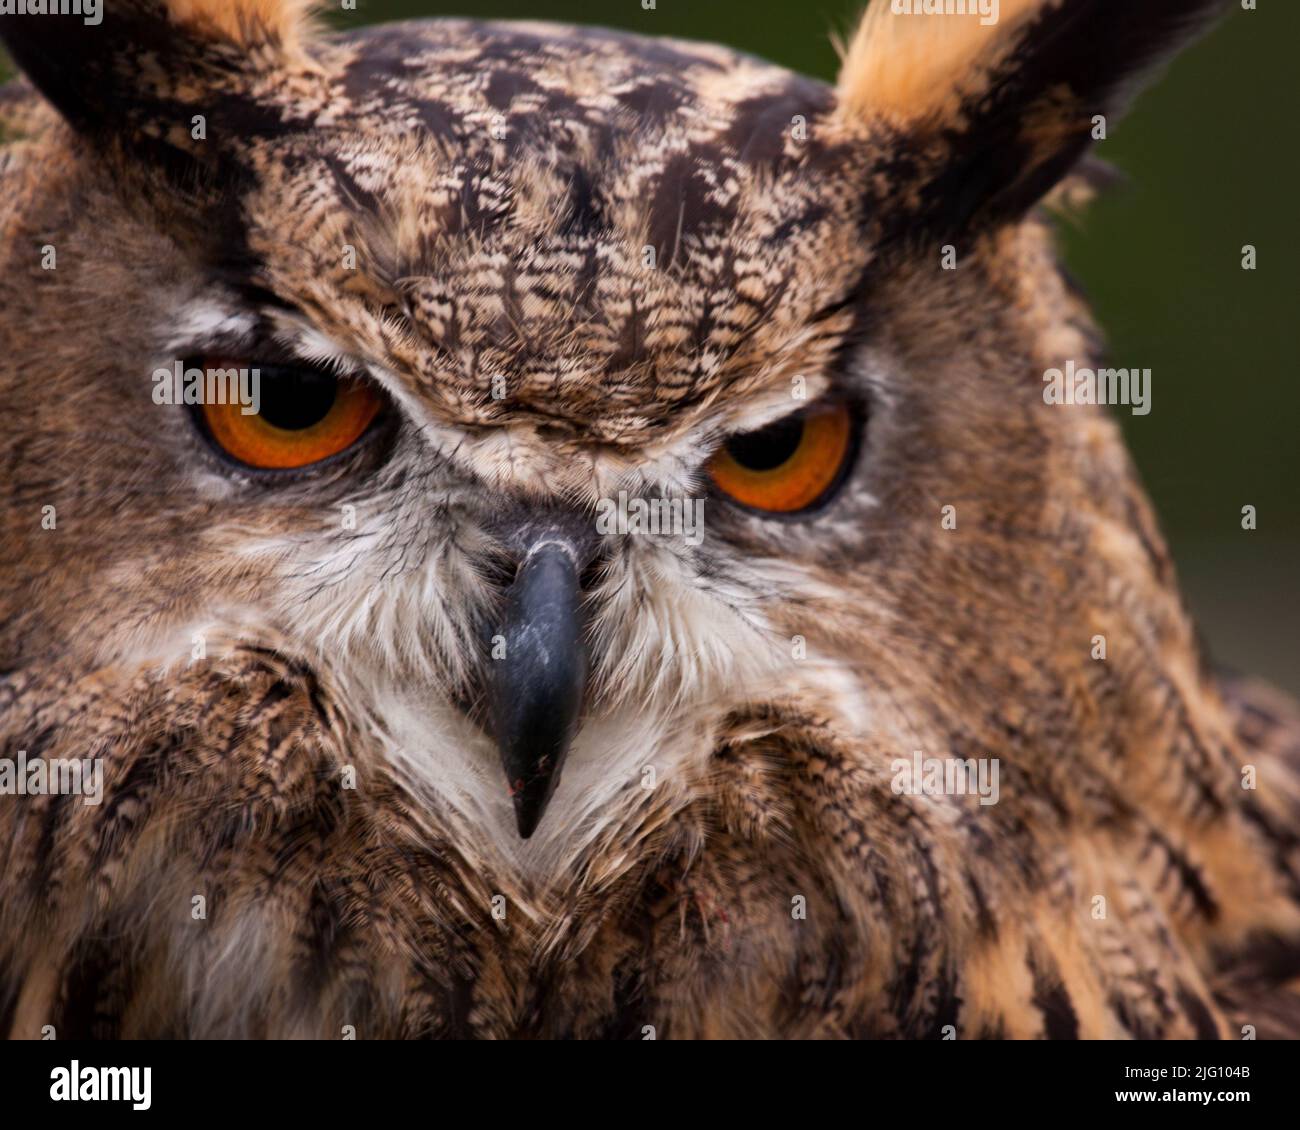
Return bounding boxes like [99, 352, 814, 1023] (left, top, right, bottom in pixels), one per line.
[488, 541, 588, 839]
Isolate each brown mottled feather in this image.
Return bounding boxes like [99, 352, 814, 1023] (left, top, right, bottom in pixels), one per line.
[3, 0, 1294, 1039]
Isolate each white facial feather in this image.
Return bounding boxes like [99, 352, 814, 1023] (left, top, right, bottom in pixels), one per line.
[131, 292, 880, 887]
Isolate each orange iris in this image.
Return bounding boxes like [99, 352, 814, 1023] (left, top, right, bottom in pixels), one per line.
[200, 368, 382, 470]
[707, 400, 855, 513]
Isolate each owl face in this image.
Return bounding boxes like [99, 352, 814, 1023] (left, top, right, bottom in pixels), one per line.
[0, 1, 1221, 874]
[8, 1, 1292, 1043]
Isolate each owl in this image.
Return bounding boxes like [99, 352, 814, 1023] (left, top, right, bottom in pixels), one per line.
[0, 0, 1297, 1041]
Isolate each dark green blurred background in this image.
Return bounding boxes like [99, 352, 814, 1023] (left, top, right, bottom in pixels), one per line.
[10, 1, 1297, 690]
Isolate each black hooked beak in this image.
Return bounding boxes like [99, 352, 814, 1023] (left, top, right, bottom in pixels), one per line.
[487, 533, 591, 839]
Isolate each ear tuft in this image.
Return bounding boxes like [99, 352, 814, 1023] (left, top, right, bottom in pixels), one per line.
[0, 0, 326, 144]
[836, 0, 1042, 126]
[164, 0, 325, 51]
[835, 0, 1234, 238]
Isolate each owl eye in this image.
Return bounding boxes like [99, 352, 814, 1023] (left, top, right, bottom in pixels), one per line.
[707, 399, 856, 514]
[194, 359, 384, 470]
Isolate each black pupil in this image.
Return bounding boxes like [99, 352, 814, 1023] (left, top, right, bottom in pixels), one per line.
[725, 416, 805, 471]
[257, 365, 339, 430]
